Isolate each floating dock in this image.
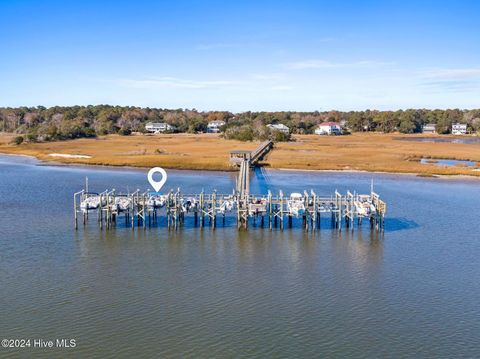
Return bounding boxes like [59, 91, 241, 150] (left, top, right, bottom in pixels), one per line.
[73, 158, 386, 232]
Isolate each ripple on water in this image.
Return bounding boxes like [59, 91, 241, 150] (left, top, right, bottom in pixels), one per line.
[1, 155, 480, 358]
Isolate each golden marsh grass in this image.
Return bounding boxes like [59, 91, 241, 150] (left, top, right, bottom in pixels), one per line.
[1, 132, 479, 176]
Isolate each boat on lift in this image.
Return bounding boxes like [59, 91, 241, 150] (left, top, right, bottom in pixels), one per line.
[182, 197, 198, 212]
[287, 193, 305, 217]
[114, 196, 132, 212]
[354, 195, 376, 216]
[80, 195, 101, 211]
[248, 197, 267, 216]
[146, 194, 166, 208]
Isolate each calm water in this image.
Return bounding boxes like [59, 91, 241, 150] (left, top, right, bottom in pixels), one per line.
[420, 158, 477, 167]
[395, 136, 480, 144]
[1, 155, 480, 358]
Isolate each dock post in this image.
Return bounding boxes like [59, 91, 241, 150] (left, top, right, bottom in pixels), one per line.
[106, 191, 110, 229]
[143, 193, 147, 230]
[280, 191, 284, 231]
[212, 191, 217, 229]
[99, 192, 103, 229]
[303, 191, 311, 231]
[173, 191, 177, 229]
[236, 194, 240, 229]
[339, 194, 343, 231]
[131, 192, 135, 229]
[334, 191, 343, 231]
[200, 191, 204, 228]
[73, 191, 80, 230]
[268, 191, 272, 230]
[245, 195, 249, 229]
[312, 191, 317, 231]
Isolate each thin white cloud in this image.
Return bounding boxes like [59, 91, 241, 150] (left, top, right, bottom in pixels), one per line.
[117, 74, 295, 91]
[423, 68, 480, 79]
[284, 59, 394, 70]
[418, 67, 480, 93]
[420, 80, 479, 93]
[118, 77, 236, 89]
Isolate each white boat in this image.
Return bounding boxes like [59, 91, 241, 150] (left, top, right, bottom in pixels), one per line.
[80, 196, 101, 210]
[146, 195, 166, 208]
[248, 198, 266, 216]
[218, 200, 235, 214]
[287, 193, 305, 217]
[354, 197, 376, 216]
[114, 197, 131, 212]
[182, 197, 197, 212]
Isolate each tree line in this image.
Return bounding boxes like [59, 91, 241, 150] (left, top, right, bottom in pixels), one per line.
[1, 105, 479, 144]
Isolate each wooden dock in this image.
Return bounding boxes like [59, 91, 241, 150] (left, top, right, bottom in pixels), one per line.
[230, 140, 273, 166]
[73, 183, 386, 232]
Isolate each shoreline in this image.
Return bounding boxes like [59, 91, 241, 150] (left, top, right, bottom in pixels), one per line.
[275, 167, 480, 181]
[2, 151, 480, 181]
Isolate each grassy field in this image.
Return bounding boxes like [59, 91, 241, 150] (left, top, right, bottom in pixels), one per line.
[0, 133, 259, 171]
[266, 133, 480, 176]
[1, 132, 480, 176]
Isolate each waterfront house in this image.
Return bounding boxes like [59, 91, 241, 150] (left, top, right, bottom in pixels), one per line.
[267, 123, 290, 134]
[315, 122, 342, 135]
[145, 122, 175, 133]
[422, 124, 437, 134]
[451, 123, 467, 135]
[207, 120, 226, 133]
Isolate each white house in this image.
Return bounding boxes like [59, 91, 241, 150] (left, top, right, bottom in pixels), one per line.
[451, 123, 467, 135]
[422, 123, 436, 134]
[206, 120, 226, 133]
[145, 122, 175, 133]
[267, 123, 289, 134]
[315, 122, 342, 135]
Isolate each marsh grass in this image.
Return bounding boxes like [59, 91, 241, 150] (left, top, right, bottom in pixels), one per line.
[267, 133, 480, 176]
[1, 132, 479, 176]
[0, 133, 259, 171]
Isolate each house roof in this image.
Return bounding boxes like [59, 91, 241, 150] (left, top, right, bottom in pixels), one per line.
[267, 123, 288, 128]
[319, 122, 339, 127]
[146, 122, 169, 126]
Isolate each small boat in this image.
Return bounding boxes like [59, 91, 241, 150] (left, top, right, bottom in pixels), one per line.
[248, 198, 267, 216]
[287, 193, 305, 217]
[80, 196, 101, 211]
[182, 197, 197, 212]
[146, 195, 166, 208]
[354, 196, 376, 216]
[114, 197, 131, 212]
[218, 200, 234, 214]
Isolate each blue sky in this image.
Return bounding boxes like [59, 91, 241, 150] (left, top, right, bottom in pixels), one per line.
[0, 0, 479, 111]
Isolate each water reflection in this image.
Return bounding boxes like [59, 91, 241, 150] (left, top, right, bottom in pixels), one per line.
[384, 218, 420, 232]
[3, 154, 480, 358]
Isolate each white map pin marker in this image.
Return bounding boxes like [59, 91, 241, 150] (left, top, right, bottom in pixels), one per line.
[147, 167, 168, 192]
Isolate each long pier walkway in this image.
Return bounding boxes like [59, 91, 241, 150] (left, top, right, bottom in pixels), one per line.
[229, 140, 273, 166]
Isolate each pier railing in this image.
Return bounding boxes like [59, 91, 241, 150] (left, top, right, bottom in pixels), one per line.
[230, 140, 273, 166]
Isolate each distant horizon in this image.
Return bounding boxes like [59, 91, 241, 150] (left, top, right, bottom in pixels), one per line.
[0, 103, 479, 114]
[1, 0, 479, 110]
